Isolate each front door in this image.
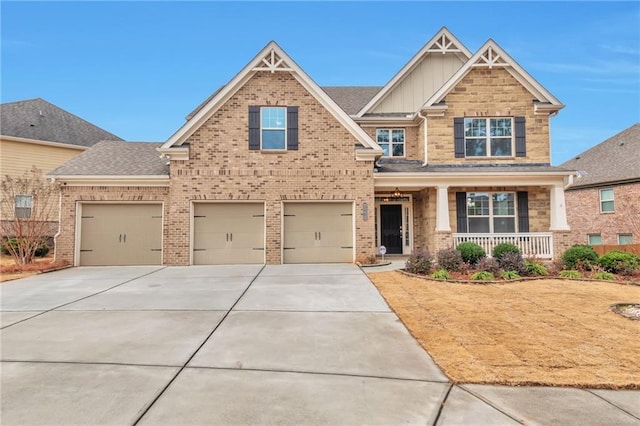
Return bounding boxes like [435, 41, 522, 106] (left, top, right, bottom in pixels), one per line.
[380, 204, 402, 254]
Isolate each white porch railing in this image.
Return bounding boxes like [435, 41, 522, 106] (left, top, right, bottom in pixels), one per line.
[453, 233, 554, 259]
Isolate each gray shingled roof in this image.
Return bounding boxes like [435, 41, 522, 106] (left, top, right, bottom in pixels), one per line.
[48, 141, 168, 176]
[322, 87, 382, 115]
[561, 123, 640, 189]
[375, 159, 572, 174]
[1, 98, 122, 147]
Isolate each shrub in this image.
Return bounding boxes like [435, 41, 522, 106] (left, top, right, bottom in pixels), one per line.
[35, 243, 50, 257]
[405, 249, 433, 275]
[356, 254, 378, 265]
[525, 261, 549, 276]
[455, 242, 486, 266]
[501, 270, 521, 280]
[475, 257, 501, 275]
[559, 270, 583, 279]
[471, 271, 495, 281]
[492, 243, 520, 260]
[436, 247, 463, 272]
[1, 238, 49, 258]
[431, 269, 451, 280]
[598, 251, 640, 275]
[497, 252, 527, 275]
[562, 245, 599, 270]
[593, 271, 615, 281]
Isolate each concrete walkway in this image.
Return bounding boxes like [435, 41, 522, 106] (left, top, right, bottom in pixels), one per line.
[1, 265, 638, 425]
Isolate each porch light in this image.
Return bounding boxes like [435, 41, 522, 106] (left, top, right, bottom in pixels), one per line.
[392, 187, 402, 198]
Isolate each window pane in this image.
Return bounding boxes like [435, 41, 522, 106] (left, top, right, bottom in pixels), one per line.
[379, 143, 389, 156]
[392, 143, 404, 156]
[466, 139, 486, 156]
[618, 234, 633, 244]
[490, 138, 512, 156]
[262, 130, 286, 149]
[261, 107, 285, 129]
[469, 218, 490, 233]
[467, 193, 489, 216]
[494, 218, 515, 233]
[600, 189, 614, 201]
[490, 118, 512, 137]
[376, 129, 389, 143]
[464, 119, 486, 137]
[15, 195, 33, 208]
[391, 129, 404, 143]
[492, 193, 514, 215]
[588, 234, 602, 245]
[601, 200, 614, 212]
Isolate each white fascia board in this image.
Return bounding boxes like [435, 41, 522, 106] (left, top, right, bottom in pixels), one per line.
[47, 175, 170, 187]
[157, 146, 189, 160]
[374, 171, 573, 189]
[1, 134, 89, 150]
[356, 148, 384, 161]
[356, 27, 472, 117]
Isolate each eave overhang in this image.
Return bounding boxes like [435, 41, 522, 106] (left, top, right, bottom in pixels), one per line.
[46, 175, 170, 187]
[157, 146, 189, 161]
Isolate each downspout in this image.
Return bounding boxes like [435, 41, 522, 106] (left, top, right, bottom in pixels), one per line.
[50, 177, 62, 264]
[418, 111, 428, 166]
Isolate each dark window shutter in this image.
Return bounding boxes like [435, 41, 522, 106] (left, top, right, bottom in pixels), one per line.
[454, 118, 465, 158]
[517, 191, 530, 232]
[248, 106, 260, 150]
[515, 116, 526, 157]
[287, 106, 298, 150]
[456, 192, 468, 233]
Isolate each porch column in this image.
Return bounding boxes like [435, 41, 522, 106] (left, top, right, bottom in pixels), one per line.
[435, 185, 451, 232]
[550, 184, 570, 231]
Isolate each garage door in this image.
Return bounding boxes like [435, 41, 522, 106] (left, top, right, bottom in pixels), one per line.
[283, 203, 353, 263]
[193, 203, 264, 264]
[80, 204, 163, 266]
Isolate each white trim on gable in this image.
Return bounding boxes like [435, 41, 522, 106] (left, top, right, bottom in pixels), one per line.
[421, 39, 564, 113]
[356, 27, 472, 117]
[161, 41, 382, 159]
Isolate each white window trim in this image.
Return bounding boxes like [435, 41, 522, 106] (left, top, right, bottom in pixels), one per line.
[376, 128, 406, 158]
[14, 194, 33, 218]
[467, 191, 517, 233]
[599, 188, 614, 213]
[260, 106, 287, 151]
[464, 117, 513, 158]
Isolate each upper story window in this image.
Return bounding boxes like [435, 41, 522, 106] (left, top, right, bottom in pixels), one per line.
[599, 188, 614, 212]
[15, 195, 33, 218]
[376, 129, 405, 157]
[464, 118, 512, 157]
[248, 106, 298, 151]
[467, 192, 516, 233]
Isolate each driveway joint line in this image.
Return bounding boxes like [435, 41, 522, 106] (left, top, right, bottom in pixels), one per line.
[231, 309, 394, 314]
[587, 389, 640, 421]
[131, 264, 266, 426]
[0, 267, 167, 330]
[458, 384, 526, 424]
[0, 359, 183, 369]
[431, 382, 453, 426]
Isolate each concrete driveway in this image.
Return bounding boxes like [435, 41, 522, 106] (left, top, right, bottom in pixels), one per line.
[1, 265, 638, 425]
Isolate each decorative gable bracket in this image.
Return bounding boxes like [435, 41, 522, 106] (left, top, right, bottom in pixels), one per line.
[252, 49, 293, 73]
[473, 46, 510, 69]
[426, 33, 465, 55]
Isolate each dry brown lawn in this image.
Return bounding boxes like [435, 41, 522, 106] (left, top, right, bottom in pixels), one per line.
[0, 254, 67, 282]
[368, 271, 640, 389]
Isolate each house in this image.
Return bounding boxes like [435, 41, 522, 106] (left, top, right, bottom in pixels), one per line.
[48, 28, 575, 266]
[1, 98, 122, 238]
[561, 124, 639, 246]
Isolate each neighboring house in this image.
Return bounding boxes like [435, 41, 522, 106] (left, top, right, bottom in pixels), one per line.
[49, 28, 574, 266]
[561, 124, 639, 246]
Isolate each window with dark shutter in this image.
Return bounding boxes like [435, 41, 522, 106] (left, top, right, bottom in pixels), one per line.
[515, 116, 526, 157]
[454, 118, 465, 158]
[248, 106, 260, 150]
[455, 192, 468, 232]
[517, 191, 530, 232]
[287, 106, 298, 150]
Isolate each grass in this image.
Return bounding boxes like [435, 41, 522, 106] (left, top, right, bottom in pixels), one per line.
[0, 254, 68, 282]
[367, 270, 640, 389]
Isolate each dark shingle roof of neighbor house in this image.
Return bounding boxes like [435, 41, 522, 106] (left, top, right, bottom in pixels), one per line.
[48, 141, 168, 176]
[561, 123, 640, 189]
[0, 98, 122, 147]
[375, 160, 573, 174]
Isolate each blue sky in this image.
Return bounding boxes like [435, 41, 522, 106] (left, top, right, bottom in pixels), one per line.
[2, 1, 638, 165]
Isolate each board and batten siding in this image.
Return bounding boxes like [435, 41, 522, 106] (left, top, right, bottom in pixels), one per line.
[0, 139, 85, 177]
[372, 53, 465, 113]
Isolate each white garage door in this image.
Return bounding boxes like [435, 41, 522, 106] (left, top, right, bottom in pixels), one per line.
[283, 202, 354, 263]
[193, 203, 265, 264]
[79, 204, 163, 266]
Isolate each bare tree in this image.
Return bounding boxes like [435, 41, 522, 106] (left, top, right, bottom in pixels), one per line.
[0, 167, 60, 264]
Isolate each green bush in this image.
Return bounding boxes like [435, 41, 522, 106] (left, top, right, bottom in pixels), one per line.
[525, 262, 549, 276]
[476, 257, 501, 274]
[593, 271, 615, 281]
[501, 270, 521, 280]
[436, 248, 463, 272]
[471, 271, 495, 281]
[492, 243, 520, 260]
[405, 249, 433, 275]
[598, 251, 640, 275]
[431, 269, 451, 280]
[561, 245, 599, 270]
[455, 242, 486, 266]
[559, 270, 583, 279]
[1, 238, 49, 257]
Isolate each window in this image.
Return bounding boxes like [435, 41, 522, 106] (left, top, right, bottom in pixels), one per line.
[376, 129, 405, 157]
[261, 107, 286, 150]
[464, 118, 513, 157]
[15, 195, 33, 218]
[467, 192, 516, 233]
[618, 234, 633, 245]
[588, 234, 602, 245]
[600, 188, 614, 212]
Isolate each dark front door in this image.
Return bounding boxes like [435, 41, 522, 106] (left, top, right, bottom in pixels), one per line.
[380, 204, 402, 254]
